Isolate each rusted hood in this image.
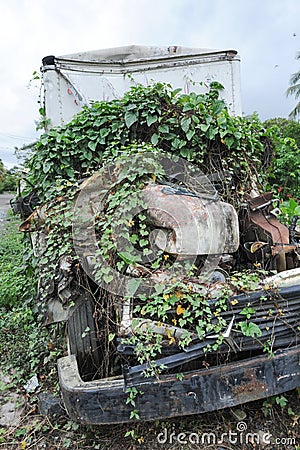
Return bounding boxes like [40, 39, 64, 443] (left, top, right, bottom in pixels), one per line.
[142, 184, 239, 255]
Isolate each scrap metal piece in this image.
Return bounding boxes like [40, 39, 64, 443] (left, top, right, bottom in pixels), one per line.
[245, 192, 297, 271]
[262, 267, 300, 288]
[142, 184, 239, 255]
[206, 315, 235, 339]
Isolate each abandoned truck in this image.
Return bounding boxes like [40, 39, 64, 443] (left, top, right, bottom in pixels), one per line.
[13, 46, 300, 424]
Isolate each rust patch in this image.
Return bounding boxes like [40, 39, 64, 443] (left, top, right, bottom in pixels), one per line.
[232, 368, 267, 397]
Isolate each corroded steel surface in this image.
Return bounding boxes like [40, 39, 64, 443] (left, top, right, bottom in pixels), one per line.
[143, 184, 239, 255]
[58, 346, 300, 424]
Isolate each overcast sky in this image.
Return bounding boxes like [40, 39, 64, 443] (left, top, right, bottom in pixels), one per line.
[0, 0, 299, 167]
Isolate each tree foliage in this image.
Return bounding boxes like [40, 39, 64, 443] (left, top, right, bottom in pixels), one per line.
[264, 117, 300, 147]
[0, 160, 21, 193]
[263, 118, 300, 198]
[286, 50, 300, 120]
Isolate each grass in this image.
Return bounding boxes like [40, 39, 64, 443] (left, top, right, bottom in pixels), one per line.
[0, 218, 61, 384]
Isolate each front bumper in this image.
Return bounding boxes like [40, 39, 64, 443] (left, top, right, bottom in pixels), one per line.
[58, 346, 300, 424]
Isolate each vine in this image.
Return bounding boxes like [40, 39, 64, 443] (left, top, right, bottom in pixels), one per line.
[28, 81, 276, 208]
[23, 81, 298, 403]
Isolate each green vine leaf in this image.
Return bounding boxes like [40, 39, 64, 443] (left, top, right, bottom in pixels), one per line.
[88, 141, 97, 151]
[146, 115, 157, 126]
[125, 111, 138, 128]
[181, 117, 191, 133]
[239, 321, 262, 338]
[151, 133, 159, 145]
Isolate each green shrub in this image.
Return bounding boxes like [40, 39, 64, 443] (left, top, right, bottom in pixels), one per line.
[0, 220, 57, 381]
[0, 220, 35, 308]
[264, 118, 300, 198]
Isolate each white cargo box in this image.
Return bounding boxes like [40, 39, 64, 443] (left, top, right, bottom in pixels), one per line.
[41, 45, 242, 128]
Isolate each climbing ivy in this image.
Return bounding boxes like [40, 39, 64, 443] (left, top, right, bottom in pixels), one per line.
[28, 81, 276, 207]
[26, 81, 288, 382]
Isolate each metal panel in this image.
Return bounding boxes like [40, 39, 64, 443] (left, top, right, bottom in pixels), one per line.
[58, 346, 300, 424]
[42, 45, 242, 128]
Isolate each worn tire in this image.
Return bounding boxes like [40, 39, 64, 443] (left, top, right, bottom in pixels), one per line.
[67, 292, 102, 381]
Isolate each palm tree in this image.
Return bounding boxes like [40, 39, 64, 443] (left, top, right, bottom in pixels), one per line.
[286, 51, 300, 120]
[0, 159, 4, 182]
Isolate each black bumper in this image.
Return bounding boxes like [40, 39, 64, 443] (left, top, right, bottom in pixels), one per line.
[58, 345, 300, 424]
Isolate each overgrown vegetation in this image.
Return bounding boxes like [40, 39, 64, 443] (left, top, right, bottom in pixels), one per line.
[0, 160, 21, 193]
[24, 83, 299, 375]
[263, 117, 300, 198]
[23, 83, 280, 377]
[0, 81, 300, 448]
[27, 82, 299, 207]
[28, 82, 279, 203]
[0, 218, 62, 384]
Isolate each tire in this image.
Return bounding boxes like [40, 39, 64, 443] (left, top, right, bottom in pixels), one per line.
[67, 292, 102, 381]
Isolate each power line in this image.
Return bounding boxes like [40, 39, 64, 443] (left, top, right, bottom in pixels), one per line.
[0, 146, 17, 151]
[0, 132, 34, 141]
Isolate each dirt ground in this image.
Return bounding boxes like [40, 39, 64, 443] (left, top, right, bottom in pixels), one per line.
[0, 194, 25, 432]
[0, 193, 14, 226]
